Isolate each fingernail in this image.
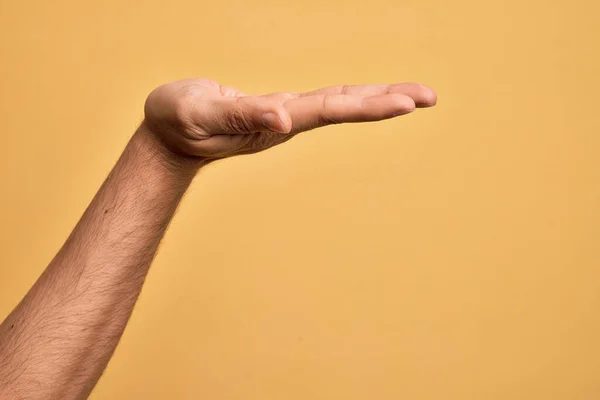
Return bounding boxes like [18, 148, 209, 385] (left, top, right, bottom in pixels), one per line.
[262, 112, 287, 133]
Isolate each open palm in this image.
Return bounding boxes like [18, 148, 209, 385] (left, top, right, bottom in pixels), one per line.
[143, 78, 437, 159]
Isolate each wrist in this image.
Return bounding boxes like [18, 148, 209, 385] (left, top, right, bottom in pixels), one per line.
[133, 121, 208, 176]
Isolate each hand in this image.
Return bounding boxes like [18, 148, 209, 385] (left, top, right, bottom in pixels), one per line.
[143, 78, 437, 160]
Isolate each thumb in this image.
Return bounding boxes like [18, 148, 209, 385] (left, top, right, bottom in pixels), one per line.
[202, 96, 292, 134]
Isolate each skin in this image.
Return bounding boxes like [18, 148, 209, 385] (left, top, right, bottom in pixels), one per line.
[0, 78, 436, 399]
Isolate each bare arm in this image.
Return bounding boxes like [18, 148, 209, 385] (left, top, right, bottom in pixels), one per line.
[0, 78, 436, 399]
[0, 126, 200, 399]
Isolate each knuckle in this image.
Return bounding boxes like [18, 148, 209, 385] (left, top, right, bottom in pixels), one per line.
[228, 109, 254, 132]
[227, 98, 255, 132]
[319, 94, 339, 125]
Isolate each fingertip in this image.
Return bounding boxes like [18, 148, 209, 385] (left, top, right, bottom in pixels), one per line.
[394, 94, 416, 114]
[418, 85, 438, 107]
[389, 83, 438, 108]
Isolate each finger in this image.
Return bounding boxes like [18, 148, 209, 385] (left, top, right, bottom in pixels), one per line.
[196, 95, 292, 135]
[387, 83, 437, 107]
[301, 84, 387, 97]
[301, 83, 437, 107]
[261, 92, 298, 102]
[284, 93, 416, 133]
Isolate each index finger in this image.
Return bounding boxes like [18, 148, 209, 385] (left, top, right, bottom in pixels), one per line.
[300, 83, 437, 108]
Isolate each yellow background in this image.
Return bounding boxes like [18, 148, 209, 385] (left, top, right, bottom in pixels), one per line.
[1, 0, 599, 398]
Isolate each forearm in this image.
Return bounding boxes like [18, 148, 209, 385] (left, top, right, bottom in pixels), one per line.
[0, 124, 200, 399]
